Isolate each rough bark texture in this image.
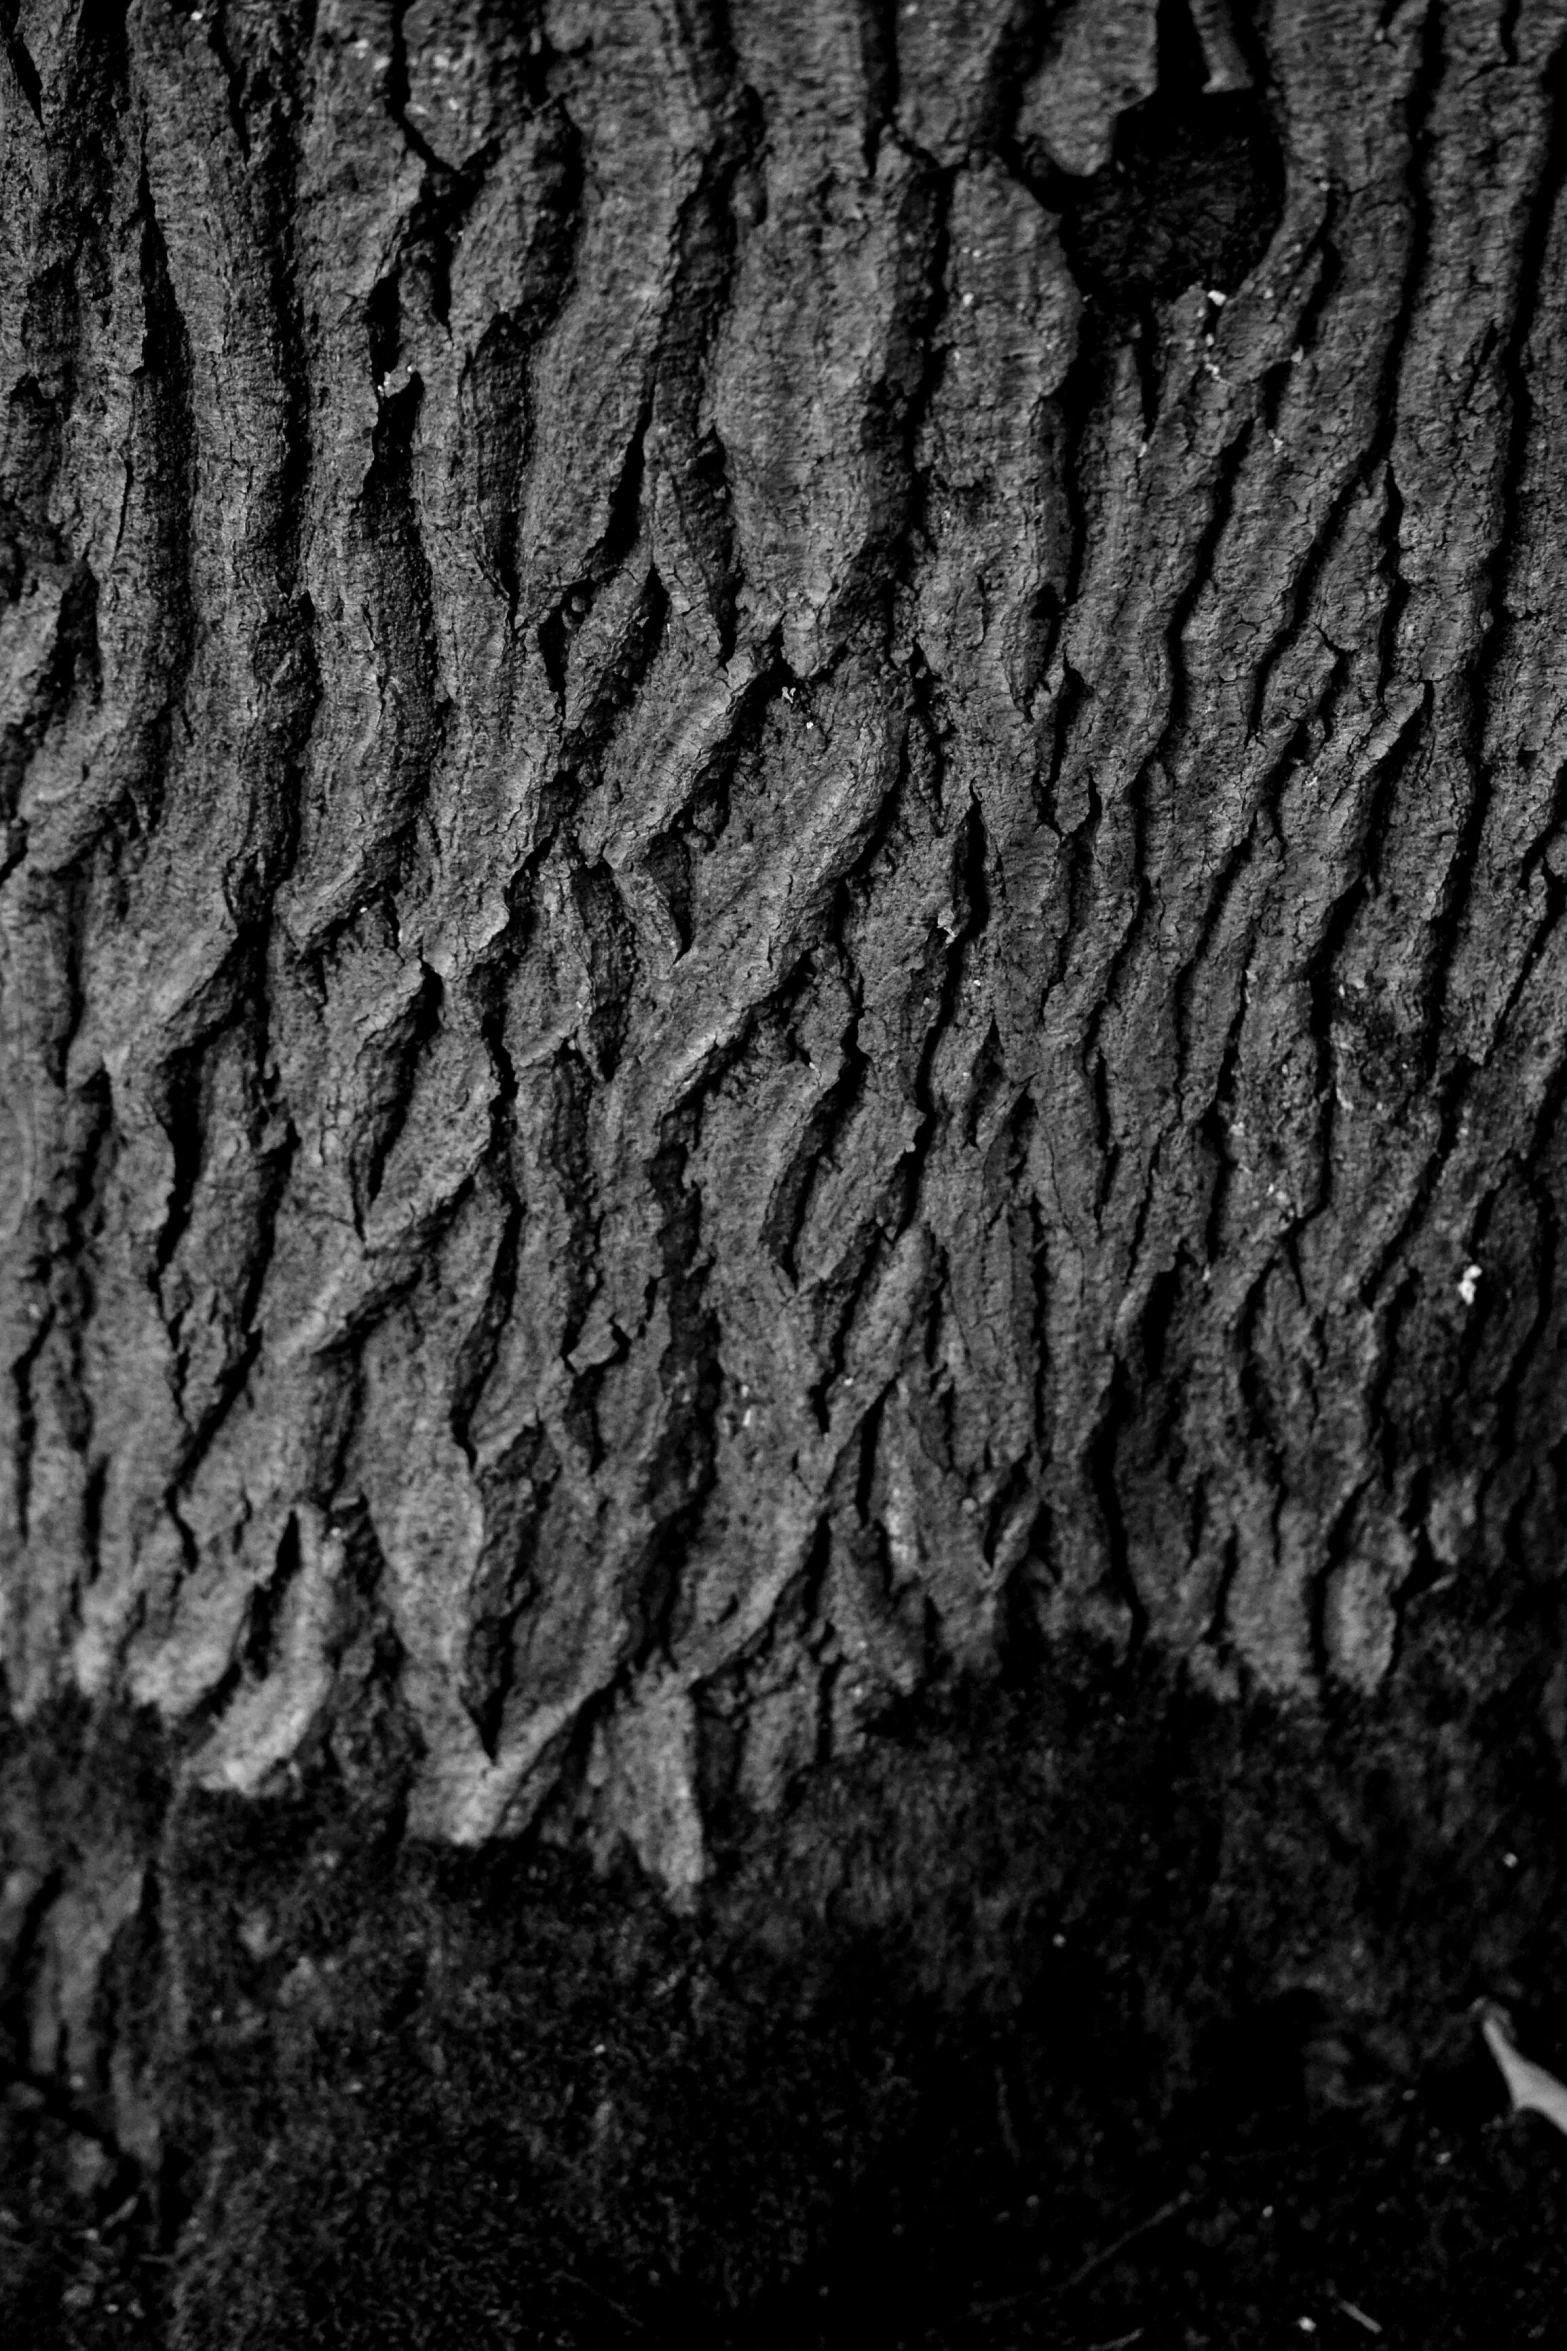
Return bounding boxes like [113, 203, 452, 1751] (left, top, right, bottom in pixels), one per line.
[9, 0, 1567, 2342]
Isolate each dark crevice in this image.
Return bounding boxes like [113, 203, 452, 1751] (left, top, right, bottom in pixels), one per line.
[1358, 1054, 1478, 1320]
[836, 160, 948, 659]
[1173, 821, 1256, 1121]
[1264, 200, 1341, 398]
[152, 1038, 209, 1281]
[859, 0, 899, 170]
[205, 1, 252, 161]
[651, 61, 762, 657]
[898, 794, 991, 1230]
[222, 0, 321, 927]
[961, 1021, 1007, 1151]
[1231, 1270, 1290, 1546]
[17, 1064, 116, 1545]
[125, 172, 199, 842]
[240, 1513, 306, 1682]
[450, 947, 527, 1479]
[561, 564, 670, 756]
[353, 962, 443, 1224]
[1307, 1479, 1379, 1686]
[1085, 1360, 1151, 1657]
[585, 393, 654, 593]
[352, 362, 445, 916]
[636, 1109, 723, 1666]
[1024, 0, 1284, 318]
[809, 1221, 894, 1439]
[1037, 659, 1090, 836]
[384, 0, 451, 177]
[643, 829, 693, 957]
[1474, 1159, 1562, 1557]
[0, 0, 40, 120]
[1479, 866, 1566, 1072]
[1376, 462, 1408, 704]
[634, 643, 782, 951]
[571, 859, 640, 1082]
[537, 593, 572, 704]
[460, 1426, 558, 1759]
[547, 1042, 603, 1438]
[37, 556, 103, 715]
[763, 1040, 870, 1290]
[11, 1311, 55, 1549]
[537, 401, 658, 695]
[1301, 688, 1433, 1245]
[461, 102, 583, 610]
[973, 0, 1060, 162]
[448, 1181, 523, 1475]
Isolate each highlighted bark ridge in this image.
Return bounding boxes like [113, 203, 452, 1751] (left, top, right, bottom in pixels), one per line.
[2, 0, 1567, 1892]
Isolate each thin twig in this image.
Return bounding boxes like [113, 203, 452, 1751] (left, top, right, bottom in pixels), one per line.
[958, 2188, 1199, 2324]
[1057, 2191, 1197, 2293]
[547, 2266, 647, 2332]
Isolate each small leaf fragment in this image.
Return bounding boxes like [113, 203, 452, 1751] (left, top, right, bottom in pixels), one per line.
[1479, 2002, 1567, 2141]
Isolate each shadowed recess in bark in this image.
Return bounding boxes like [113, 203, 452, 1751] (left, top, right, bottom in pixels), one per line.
[1052, 99, 1287, 312]
[1053, 2, 1284, 312]
[9, 1623, 1567, 2346]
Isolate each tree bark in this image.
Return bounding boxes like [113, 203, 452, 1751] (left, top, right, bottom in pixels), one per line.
[7, 0, 1567, 2340]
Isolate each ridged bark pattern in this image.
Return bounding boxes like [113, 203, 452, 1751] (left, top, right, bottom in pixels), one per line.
[4, 0, 1567, 1895]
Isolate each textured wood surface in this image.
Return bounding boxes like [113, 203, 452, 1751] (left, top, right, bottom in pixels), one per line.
[4, 0, 1567, 1902]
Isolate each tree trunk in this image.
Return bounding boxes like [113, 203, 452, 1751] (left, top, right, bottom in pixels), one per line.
[7, 0, 1567, 2340]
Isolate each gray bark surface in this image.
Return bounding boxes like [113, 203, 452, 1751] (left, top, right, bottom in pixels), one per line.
[8, 0, 1567, 2340]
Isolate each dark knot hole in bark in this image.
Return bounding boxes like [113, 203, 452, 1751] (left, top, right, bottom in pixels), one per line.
[1052, 4, 1284, 314]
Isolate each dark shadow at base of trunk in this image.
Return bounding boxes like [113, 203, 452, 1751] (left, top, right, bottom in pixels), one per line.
[6, 1603, 1567, 2347]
